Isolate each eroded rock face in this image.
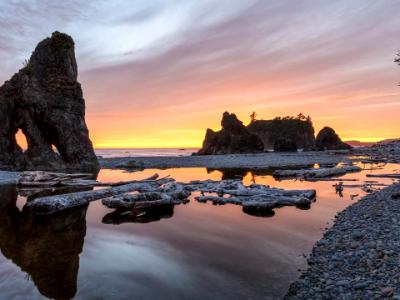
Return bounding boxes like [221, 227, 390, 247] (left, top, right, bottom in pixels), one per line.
[273, 138, 298, 152]
[197, 112, 264, 155]
[315, 127, 352, 151]
[247, 118, 315, 150]
[0, 31, 98, 171]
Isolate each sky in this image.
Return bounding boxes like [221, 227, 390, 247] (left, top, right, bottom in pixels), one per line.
[1, 0, 400, 148]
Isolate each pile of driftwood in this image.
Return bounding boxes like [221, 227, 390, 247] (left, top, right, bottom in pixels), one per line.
[273, 165, 362, 179]
[333, 181, 391, 194]
[21, 172, 316, 215]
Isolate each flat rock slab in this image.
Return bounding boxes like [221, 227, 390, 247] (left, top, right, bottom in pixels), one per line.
[99, 152, 348, 169]
[285, 183, 400, 299]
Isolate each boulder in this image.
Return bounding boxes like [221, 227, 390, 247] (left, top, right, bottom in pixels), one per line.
[315, 127, 352, 151]
[197, 112, 264, 155]
[273, 138, 298, 152]
[0, 32, 98, 171]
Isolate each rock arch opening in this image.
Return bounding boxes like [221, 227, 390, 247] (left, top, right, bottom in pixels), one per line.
[15, 129, 28, 150]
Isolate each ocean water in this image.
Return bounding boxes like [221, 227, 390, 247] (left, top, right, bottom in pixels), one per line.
[0, 157, 397, 299]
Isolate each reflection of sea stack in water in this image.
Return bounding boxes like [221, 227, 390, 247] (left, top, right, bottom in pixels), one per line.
[0, 31, 98, 171]
[0, 185, 87, 300]
[197, 112, 264, 155]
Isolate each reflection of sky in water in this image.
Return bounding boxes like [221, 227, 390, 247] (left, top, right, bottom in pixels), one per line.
[0, 163, 398, 299]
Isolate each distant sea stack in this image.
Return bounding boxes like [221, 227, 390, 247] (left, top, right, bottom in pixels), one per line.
[196, 112, 264, 155]
[247, 116, 315, 151]
[315, 127, 352, 151]
[0, 31, 99, 171]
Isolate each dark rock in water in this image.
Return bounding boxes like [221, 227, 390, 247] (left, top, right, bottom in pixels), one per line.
[273, 138, 298, 152]
[197, 112, 264, 155]
[315, 127, 352, 151]
[0, 31, 98, 171]
[247, 117, 315, 150]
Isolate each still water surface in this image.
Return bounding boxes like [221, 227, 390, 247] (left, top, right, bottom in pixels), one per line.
[0, 163, 397, 299]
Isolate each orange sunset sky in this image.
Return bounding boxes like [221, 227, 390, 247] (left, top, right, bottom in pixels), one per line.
[1, 1, 400, 148]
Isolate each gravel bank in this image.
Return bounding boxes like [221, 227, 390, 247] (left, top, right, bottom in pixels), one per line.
[99, 152, 348, 169]
[285, 183, 400, 299]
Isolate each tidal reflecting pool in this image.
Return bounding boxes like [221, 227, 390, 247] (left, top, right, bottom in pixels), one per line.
[0, 164, 396, 299]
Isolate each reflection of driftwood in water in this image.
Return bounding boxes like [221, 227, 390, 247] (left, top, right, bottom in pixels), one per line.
[0, 185, 87, 300]
[242, 206, 276, 217]
[103, 205, 175, 224]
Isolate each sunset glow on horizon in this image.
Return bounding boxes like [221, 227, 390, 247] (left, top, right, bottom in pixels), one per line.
[2, 1, 400, 148]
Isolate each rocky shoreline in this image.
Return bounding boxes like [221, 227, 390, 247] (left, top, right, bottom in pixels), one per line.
[98, 151, 349, 170]
[285, 183, 400, 299]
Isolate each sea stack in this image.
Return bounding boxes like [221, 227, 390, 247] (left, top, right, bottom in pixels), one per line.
[0, 32, 98, 171]
[247, 116, 315, 151]
[315, 127, 352, 151]
[197, 112, 264, 155]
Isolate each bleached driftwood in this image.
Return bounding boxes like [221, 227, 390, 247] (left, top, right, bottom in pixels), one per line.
[195, 194, 311, 209]
[366, 174, 400, 179]
[27, 177, 173, 214]
[304, 178, 359, 182]
[183, 179, 316, 198]
[273, 166, 362, 179]
[27, 177, 316, 215]
[18, 171, 160, 188]
[187, 179, 316, 210]
[332, 183, 390, 188]
[102, 183, 190, 209]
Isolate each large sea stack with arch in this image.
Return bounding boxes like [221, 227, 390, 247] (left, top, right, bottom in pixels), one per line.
[0, 32, 98, 171]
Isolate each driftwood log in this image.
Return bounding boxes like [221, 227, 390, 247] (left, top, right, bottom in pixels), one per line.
[27, 175, 316, 214]
[18, 171, 160, 188]
[27, 177, 173, 214]
[273, 166, 362, 179]
[186, 179, 315, 209]
[366, 174, 400, 179]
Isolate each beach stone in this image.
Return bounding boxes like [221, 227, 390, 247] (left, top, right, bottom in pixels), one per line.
[285, 184, 400, 299]
[0, 32, 98, 171]
[197, 112, 264, 155]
